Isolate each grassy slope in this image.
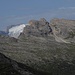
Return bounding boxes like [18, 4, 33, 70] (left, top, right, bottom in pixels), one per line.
[0, 36, 75, 75]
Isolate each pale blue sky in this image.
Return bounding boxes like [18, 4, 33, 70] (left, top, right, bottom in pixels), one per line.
[0, 0, 75, 30]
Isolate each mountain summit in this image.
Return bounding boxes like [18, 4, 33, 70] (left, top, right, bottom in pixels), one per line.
[22, 18, 52, 37]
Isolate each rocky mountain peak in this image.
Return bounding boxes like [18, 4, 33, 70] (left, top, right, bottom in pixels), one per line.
[22, 18, 52, 37]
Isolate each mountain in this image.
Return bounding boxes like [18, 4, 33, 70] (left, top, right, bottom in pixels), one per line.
[0, 18, 75, 75]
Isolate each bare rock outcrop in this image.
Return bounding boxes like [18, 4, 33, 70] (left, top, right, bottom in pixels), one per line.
[22, 18, 52, 37]
[50, 18, 75, 43]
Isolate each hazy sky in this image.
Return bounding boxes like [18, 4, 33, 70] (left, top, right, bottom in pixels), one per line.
[0, 0, 75, 30]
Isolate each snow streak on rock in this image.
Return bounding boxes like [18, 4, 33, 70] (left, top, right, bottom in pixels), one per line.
[8, 24, 29, 38]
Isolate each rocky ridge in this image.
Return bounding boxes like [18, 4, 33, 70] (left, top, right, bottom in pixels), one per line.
[50, 18, 75, 43]
[22, 18, 52, 37]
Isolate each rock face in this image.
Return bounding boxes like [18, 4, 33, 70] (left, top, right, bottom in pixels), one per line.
[50, 18, 75, 43]
[23, 18, 52, 37]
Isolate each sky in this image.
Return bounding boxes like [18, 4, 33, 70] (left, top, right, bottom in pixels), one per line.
[0, 0, 75, 31]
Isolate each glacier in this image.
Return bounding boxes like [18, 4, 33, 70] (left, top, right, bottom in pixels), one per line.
[8, 24, 29, 38]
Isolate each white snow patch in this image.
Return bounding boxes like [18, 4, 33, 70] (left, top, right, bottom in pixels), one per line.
[8, 24, 29, 38]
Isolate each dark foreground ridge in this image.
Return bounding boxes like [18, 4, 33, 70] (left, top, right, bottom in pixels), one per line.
[0, 18, 75, 75]
[0, 53, 52, 75]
